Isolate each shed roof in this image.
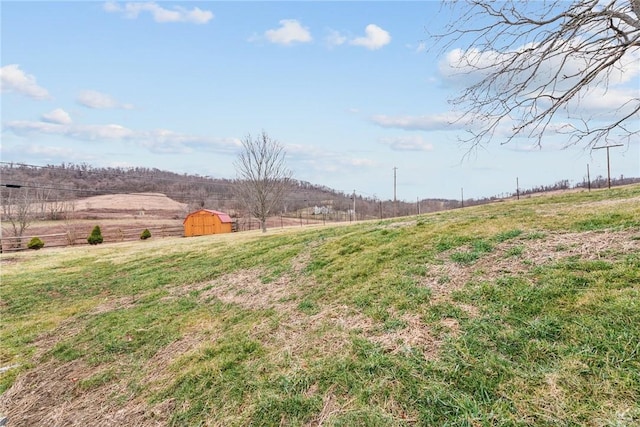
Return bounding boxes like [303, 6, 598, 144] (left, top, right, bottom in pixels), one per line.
[184, 209, 233, 224]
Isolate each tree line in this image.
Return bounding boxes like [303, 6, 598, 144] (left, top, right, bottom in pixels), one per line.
[1, 159, 637, 247]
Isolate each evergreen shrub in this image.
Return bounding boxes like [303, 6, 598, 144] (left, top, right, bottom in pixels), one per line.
[27, 237, 45, 250]
[140, 229, 151, 240]
[88, 226, 104, 245]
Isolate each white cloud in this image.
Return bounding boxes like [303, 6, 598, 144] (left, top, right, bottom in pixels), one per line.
[4, 119, 239, 155]
[371, 113, 469, 131]
[5, 120, 70, 136]
[77, 90, 133, 110]
[285, 142, 377, 173]
[325, 29, 347, 48]
[1, 143, 94, 163]
[379, 136, 434, 152]
[23, 144, 85, 158]
[350, 24, 391, 50]
[439, 42, 640, 131]
[413, 42, 427, 53]
[136, 129, 240, 154]
[343, 157, 377, 167]
[0, 64, 50, 100]
[102, 1, 121, 13]
[439, 39, 640, 98]
[284, 143, 333, 160]
[568, 87, 640, 120]
[103, 1, 213, 24]
[6, 120, 135, 140]
[264, 19, 312, 45]
[569, 86, 640, 116]
[298, 155, 377, 174]
[41, 108, 72, 125]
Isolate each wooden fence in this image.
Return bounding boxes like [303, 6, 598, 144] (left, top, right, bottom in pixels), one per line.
[1, 225, 184, 252]
[1, 214, 344, 252]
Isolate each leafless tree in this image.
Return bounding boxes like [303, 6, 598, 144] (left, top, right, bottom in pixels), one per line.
[1, 186, 35, 248]
[234, 131, 292, 233]
[63, 200, 79, 245]
[433, 0, 640, 150]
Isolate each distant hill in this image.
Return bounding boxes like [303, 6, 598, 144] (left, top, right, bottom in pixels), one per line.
[0, 162, 462, 219]
[2, 162, 638, 219]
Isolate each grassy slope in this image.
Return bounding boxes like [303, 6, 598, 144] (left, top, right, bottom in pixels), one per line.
[1, 185, 639, 426]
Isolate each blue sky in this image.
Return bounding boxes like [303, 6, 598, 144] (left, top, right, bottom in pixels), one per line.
[2, 1, 639, 201]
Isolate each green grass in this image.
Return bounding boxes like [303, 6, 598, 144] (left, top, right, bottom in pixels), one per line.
[1, 184, 640, 425]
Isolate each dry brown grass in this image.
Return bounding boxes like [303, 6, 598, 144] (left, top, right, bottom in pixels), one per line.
[0, 358, 169, 427]
[423, 229, 640, 298]
[71, 193, 188, 212]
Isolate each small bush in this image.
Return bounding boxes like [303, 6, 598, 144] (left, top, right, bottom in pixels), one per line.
[27, 237, 44, 250]
[87, 225, 104, 245]
[140, 229, 151, 240]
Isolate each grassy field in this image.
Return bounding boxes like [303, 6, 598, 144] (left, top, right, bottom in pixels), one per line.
[1, 185, 639, 426]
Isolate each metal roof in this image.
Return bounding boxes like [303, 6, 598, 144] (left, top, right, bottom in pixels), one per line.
[184, 209, 233, 224]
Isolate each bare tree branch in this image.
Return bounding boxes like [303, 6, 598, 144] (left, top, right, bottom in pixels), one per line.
[432, 0, 640, 152]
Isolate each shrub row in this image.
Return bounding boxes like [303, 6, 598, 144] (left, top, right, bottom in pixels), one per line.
[26, 227, 153, 250]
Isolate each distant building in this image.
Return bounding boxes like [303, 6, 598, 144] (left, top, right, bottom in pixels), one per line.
[313, 205, 331, 215]
[183, 209, 234, 237]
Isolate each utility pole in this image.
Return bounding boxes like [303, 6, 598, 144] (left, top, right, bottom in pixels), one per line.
[516, 177, 520, 200]
[461, 187, 464, 208]
[393, 167, 397, 217]
[587, 164, 591, 191]
[352, 189, 356, 221]
[593, 144, 624, 189]
[304, 198, 309, 225]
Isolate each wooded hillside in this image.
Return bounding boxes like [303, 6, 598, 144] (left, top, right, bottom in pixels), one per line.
[0, 162, 465, 220]
[2, 162, 637, 221]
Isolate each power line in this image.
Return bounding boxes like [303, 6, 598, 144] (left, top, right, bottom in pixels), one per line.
[0, 183, 176, 197]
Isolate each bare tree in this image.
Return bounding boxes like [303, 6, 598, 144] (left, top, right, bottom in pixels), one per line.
[234, 131, 292, 233]
[433, 0, 640, 150]
[63, 199, 78, 245]
[1, 186, 35, 248]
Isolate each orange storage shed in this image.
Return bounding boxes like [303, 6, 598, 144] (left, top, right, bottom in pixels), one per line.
[183, 209, 234, 237]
